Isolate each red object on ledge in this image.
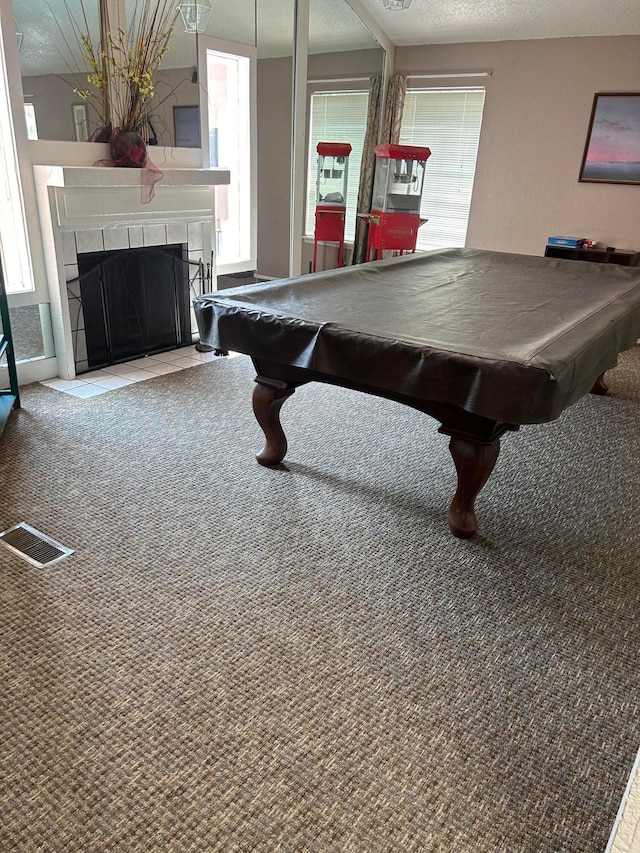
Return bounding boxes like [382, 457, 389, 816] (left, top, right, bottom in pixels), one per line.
[366, 211, 423, 254]
[373, 143, 432, 161]
[316, 142, 353, 158]
[92, 127, 164, 204]
[366, 143, 432, 262]
[313, 141, 352, 272]
[110, 130, 149, 168]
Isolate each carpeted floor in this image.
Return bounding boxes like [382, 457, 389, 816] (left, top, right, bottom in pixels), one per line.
[0, 346, 639, 852]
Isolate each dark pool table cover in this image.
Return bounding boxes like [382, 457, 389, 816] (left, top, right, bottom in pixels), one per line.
[194, 248, 640, 425]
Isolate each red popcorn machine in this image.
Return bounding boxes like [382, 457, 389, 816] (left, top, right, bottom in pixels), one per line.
[361, 143, 431, 262]
[313, 142, 352, 272]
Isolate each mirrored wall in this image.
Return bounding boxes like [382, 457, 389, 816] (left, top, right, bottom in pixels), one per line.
[304, 0, 384, 274]
[15, 0, 383, 141]
[15, 0, 258, 144]
[254, 0, 385, 277]
[14, 0, 385, 279]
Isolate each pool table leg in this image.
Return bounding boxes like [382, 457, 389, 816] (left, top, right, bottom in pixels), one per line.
[590, 372, 608, 395]
[252, 377, 296, 466]
[447, 436, 501, 539]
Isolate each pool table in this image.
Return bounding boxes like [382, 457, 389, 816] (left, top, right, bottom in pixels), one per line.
[194, 248, 640, 538]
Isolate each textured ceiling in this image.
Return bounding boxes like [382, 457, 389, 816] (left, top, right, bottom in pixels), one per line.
[14, 0, 640, 78]
[360, 0, 640, 45]
[361, 0, 640, 45]
[15, 0, 379, 76]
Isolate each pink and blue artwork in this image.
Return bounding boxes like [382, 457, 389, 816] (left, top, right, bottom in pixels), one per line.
[579, 93, 640, 184]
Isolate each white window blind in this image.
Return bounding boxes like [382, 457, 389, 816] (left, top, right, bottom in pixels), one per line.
[306, 91, 370, 242]
[399, 88, 485, 252]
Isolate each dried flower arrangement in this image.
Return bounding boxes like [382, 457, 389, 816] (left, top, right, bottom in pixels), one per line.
[69, 0, 178, 136]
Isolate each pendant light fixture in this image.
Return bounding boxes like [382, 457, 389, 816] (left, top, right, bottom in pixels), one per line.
[381, 0, 412, 9]
[177, 0, 212, 33]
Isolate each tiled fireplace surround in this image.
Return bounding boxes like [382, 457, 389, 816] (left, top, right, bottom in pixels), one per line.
[64, 221, 207, 375]
[34, 165, 230, 380]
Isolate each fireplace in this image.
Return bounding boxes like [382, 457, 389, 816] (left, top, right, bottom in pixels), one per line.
[33, 164, 230, 380]
[71, 244, 192, 373]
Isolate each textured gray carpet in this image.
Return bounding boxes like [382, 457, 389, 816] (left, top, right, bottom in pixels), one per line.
[1, 347, 639, 852]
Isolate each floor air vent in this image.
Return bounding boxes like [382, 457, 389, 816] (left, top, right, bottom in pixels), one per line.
[0, 523, 74, 568]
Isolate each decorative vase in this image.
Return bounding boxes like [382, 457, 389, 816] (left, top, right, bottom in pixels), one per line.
[89, 124, 113, 143]
[109, 129, 149, 169]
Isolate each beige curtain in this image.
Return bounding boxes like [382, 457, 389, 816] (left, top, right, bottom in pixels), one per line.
[351, 75, 408, 266]
[351, 76, 382, 266]
[381, 74, 408, 145]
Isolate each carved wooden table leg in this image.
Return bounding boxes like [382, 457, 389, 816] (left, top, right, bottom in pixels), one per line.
[252, 377, 296, 466]
[590, 372, 608, 395]
[447, 436, 501, 538]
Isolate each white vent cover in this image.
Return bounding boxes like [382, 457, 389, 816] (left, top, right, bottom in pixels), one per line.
[0, 522, 74, 568]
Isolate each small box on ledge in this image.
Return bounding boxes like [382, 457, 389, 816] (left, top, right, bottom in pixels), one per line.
[547, 236, 585, 248]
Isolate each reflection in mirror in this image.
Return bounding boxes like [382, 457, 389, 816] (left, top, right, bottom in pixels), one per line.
[132, 0, 257, 147]
[17, 0, 102, 142]
[251, 0, 385, 280]
[303, 0, 385, 275]
[253, 0, 296, 281]
[11, 303, 55, 361]
[124, 0, 200, 147]
[16, 0, 257, 145]
[71, 102, 89, 141]
[16, 0, 384, 284]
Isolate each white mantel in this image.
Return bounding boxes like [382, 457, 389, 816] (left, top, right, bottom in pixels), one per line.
[34, 165, 230, 230]
[33, 165, 230, 379]
[40, 166, 229, 189]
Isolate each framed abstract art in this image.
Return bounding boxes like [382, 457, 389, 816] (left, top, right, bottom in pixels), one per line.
[579, 93, 640, 184]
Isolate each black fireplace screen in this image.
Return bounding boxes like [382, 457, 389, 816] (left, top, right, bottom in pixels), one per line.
[76, 244, 192, 371]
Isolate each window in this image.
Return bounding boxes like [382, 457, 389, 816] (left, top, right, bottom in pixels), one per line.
[202, 42, 256, 275]
[305, 91, 370, 242]
[399, 88, 485, 251]
[24, 104, 38, 140]
[0, 49, 34, 293]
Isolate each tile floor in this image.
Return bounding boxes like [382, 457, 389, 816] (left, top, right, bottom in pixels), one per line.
[40, 346, 235, 398]
[609, 751, 640, 853]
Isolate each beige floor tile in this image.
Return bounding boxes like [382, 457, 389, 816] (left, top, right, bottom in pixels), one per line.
[63, 384, 110, 398]
[114, 368, 158, 382]
[138, 361, 184, 375]
[88, 375, 134, 390]
[41, 378, 88, 391]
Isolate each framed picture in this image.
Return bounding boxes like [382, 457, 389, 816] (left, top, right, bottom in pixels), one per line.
[579, 93, 640, 184]
[72, 103, 89, 142]
[173, 105, 200, 148]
